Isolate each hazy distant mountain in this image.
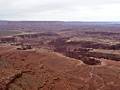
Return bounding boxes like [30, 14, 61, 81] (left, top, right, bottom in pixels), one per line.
[0, 21, 120, 31]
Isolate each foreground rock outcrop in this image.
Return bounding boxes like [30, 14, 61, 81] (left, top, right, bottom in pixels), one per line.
[0, 46, 120, 90]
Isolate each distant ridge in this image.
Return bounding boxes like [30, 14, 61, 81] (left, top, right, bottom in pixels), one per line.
[0, 21, 120, 32]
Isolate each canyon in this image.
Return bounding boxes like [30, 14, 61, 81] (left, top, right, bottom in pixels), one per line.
[0, 21, 120, 90]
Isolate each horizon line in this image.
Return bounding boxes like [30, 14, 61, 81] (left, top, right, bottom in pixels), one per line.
[0, 20, 120, 23]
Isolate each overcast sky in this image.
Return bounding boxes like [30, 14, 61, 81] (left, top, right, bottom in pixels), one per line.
[0, 0, 120, 21]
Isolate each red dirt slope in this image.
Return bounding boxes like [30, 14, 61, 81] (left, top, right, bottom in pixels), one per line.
[0, 46, 120, 90]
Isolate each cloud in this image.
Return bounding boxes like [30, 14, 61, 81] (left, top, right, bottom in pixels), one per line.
[0, 0, 120, 21]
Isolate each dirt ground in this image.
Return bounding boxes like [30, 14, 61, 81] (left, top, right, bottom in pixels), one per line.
[0, 45, 120, 90]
